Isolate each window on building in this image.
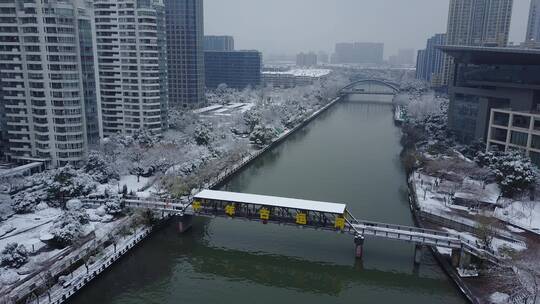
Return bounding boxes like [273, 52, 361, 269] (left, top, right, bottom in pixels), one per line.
[491, 127, 508, 142]
[492, 111, 509, 127]
[530, 151, 540, 167]
[510, 131, 529, 147]
[534, 119, 540, 132]
[532, 135, 540, 150]
[512, 115, 531, 129]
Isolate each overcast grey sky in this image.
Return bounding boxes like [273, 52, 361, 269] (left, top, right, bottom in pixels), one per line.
[204, 0, 530, 58]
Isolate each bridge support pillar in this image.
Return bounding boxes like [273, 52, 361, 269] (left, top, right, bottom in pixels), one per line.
[451, 249, 471, 268]
[414, 245, 424, 265]
[451, 249, 461, 268]
[354, 235, 365, 259]
[178, 215, 193, 233]
[460, 251, 471, 269]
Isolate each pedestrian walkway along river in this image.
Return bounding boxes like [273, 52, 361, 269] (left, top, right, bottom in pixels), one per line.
[70, 98, 467, 304]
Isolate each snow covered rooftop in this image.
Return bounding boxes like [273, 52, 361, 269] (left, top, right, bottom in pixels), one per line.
[0, 162, 42, 177]
[262, 69, 332, 78]
[193, 105, 223, 114]
[194, 190, 347, 214]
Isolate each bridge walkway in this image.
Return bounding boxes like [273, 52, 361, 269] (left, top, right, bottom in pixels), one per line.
[82, 190, 499, 263]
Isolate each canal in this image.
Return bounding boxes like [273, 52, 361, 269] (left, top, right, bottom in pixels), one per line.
[70, 98, 466, 304]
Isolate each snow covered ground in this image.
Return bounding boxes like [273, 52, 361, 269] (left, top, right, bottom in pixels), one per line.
[119, 175, 149, 193]
[0, 202, 132, 296]
[442, 227, 526, 255]
[489, 292, 509, 304]
[411, 172, 502, 217]
[412, 171, 531, 257]
[495, 200, 540, 233]
[0, 208, 62, 250]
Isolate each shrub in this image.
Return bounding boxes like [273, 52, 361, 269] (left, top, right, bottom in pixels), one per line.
[476, 150, 537, 197]
[50, 209, 89, 247]
[193, 124, 212, 146]
[105, 199, 123, 216]
[11, 192, 42, 214]
[84, 151, 119, 183]
[47, 166, 97, 207]
[1, 243, 29, 268]
[249, 125, 278, 146]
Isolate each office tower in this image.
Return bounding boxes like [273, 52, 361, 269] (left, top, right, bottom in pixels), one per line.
[0, 0, 99, 167]
[204, 35, 234, 51]
[334, 43, 355, 63]
[296, 52, 318, 67]
[204, 50, 262, 89]
[94, 0, 168, 137]
[317, 51, 329, 64]
[389, 49, 415, 66]
[164, 0, 205, 107]
[441, 45, 540, 147]
[334, 42, 384, 64]
[416, 34, 446, 86]
[415, 50, 427, 80]
[442, 0, 513, 85]
[354, 42, 384, 64]
[526, 0, 540, 45]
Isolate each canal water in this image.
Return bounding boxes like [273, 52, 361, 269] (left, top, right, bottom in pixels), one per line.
[70, 98, 466, 304]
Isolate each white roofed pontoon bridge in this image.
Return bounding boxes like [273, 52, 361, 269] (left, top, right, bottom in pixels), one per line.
[82, 190, 500, 265]
[194, 189, 347, 215]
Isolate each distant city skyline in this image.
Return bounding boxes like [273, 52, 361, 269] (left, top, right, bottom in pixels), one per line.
[204, 0, 530, 58]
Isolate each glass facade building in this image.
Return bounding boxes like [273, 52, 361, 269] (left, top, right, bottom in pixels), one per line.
[164, 0, 205, 107]
[204, 35, 234, 51]
[442, 46, 540, 144]
[416, 33, 446, 87]
[204, 51, 262, 90]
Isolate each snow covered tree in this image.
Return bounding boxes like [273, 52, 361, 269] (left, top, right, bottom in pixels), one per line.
[84, 151, 119, 183]
[132, 128, 161, 148]
[129, 145, 147, 183]
[477, 150, 537, 197]
[475, 215, 496, 251]
[105, 199, 123, 216]
[475, 151, 499, 168]
[193, 123, 212, 146]
[50, 209, 89, 247]
[0, 243, 28, 268]
[168, 110, 198, 132]
[46, 166, 97, 207]
[249, 124, 278, 147]
[68, 208, 90, 224]
[243, 109, 261, 133]
[11, 191, 43, 214]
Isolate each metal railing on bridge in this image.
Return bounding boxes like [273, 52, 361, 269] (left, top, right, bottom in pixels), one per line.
[82, 190, 499, 263]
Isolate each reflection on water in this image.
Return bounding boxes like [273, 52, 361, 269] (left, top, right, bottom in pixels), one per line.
[70, 101, 466, 304]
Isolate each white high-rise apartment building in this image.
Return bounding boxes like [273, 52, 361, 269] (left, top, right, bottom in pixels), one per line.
[0, 0, 100, 168]
[94, 0, 168, 137]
